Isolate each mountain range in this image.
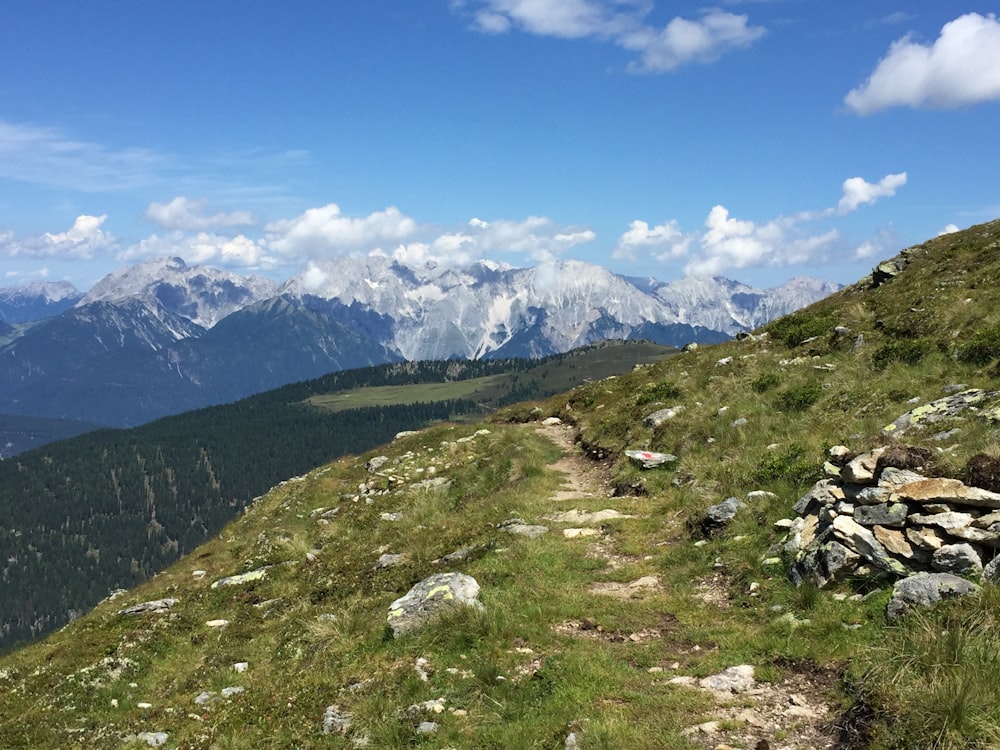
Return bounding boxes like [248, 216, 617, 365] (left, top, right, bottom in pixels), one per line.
[0, 257, 839, 427]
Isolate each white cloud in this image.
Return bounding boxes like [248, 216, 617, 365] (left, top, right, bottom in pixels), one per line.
[685, 206, 840, 276]
[938, 223, 960, 235]
[837, 173, 907, 214]
[385, 215, 596, 266]
[0, 215, 117, 260]
[618, 171, 908, 276]
[612, 218, 690, 261]
[265, 204, 418, 258]
[119, 232, 272, 268]
[467, 0, 638, 38]
[458, 1, 765, 72]
[846, 13, 1000, 114]
[622, 9, 766, 72]
[146, 196, 254, 231]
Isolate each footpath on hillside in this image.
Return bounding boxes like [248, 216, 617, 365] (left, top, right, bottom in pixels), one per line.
[533, 421, 847, 750]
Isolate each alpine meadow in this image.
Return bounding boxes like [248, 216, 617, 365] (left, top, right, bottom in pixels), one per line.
[3, 220, 1000, 748]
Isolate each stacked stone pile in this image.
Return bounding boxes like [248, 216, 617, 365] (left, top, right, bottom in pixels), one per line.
[781, 445, 1000, 589]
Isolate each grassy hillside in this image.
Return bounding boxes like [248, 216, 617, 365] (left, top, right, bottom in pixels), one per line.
[0, 341, 674, 652]
[3, 220, 1000, 748]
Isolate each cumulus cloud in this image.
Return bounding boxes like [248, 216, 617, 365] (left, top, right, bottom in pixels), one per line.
[457, 1, 765, 72]
[837, 173, 907, 214]
[846, 13, 1000, 114]
[264, 204, 418, 258]
[617, 171, 907, 276]
[685, 206, 840, 276]
[146, 196, 254, 231]
[938, 223, 960, 235]
[622, 9, 766, 72]
[0, 215, 117, 260]
[612, 218, 690, 261]
[119, 231, 272, 268]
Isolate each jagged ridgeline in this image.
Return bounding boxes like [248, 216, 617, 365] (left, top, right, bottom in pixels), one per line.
[0, 341, 673, 652]
[6, 220, 1000, 747]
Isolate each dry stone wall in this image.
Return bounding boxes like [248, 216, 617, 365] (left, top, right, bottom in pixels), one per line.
[780, 446, 1000, 593]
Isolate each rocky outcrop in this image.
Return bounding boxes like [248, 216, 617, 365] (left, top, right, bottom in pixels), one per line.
[782, 446, 1000, 596]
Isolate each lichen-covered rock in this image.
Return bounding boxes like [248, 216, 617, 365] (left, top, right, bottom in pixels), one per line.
[882, 389, 996, 437]
[387, 573, 482, 637]
[210, 566, 271, 589]
[886, 572, 980, 620]
[853, 502, 909, 527]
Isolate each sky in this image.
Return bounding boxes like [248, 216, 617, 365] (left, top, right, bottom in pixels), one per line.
[1, 1, 998, 292]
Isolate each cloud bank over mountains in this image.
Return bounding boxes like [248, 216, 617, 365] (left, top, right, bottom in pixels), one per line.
[0, 171, 907, 284]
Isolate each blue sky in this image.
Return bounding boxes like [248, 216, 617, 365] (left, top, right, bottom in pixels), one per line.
[1, 1, 998, 291]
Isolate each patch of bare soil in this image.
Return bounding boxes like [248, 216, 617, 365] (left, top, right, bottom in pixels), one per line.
[534, 422, 612, 502]
[676, 661, 846, 750]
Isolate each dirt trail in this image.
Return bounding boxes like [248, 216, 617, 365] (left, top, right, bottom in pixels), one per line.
[532, 420, 848, 750]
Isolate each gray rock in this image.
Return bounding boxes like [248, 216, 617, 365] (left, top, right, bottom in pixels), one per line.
[853, 502, 909, 528]
[366, 456, 389, 473]
[416, 722, 439, 735]
[498, 518, 549, 538]
[984, 555, 1000, 583]
[886, 572, 980, 619]
[877, 467, 928, 489]
[323, 704, 353, 735]
[118, 598, 178, 616]
[844, 485, 890, 505]
[908, 511, 975, 531]
[702, 497, 744, 533]
[791, 537, 859, 588]
[387, 572, 483, 637]
[644, 406, 685, 428]
[699, 664, 755, 693]
[931, 544, 983, 576]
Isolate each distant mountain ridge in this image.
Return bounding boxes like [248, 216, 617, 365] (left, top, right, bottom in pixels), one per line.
[0, 256, 840, 427]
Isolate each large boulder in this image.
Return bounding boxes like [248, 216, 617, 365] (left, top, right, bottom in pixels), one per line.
[387, 573, 482, 637]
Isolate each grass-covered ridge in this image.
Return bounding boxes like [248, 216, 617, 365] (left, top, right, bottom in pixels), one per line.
[3, 219, 1000, 747]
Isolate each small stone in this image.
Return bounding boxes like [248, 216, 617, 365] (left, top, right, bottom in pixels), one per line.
[563, 528, 600, 539]
[699, 664, 755, 693]
[541, 416, 563, 426]
[233, 662, 248, 673]
[205, 619, 229, 628]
